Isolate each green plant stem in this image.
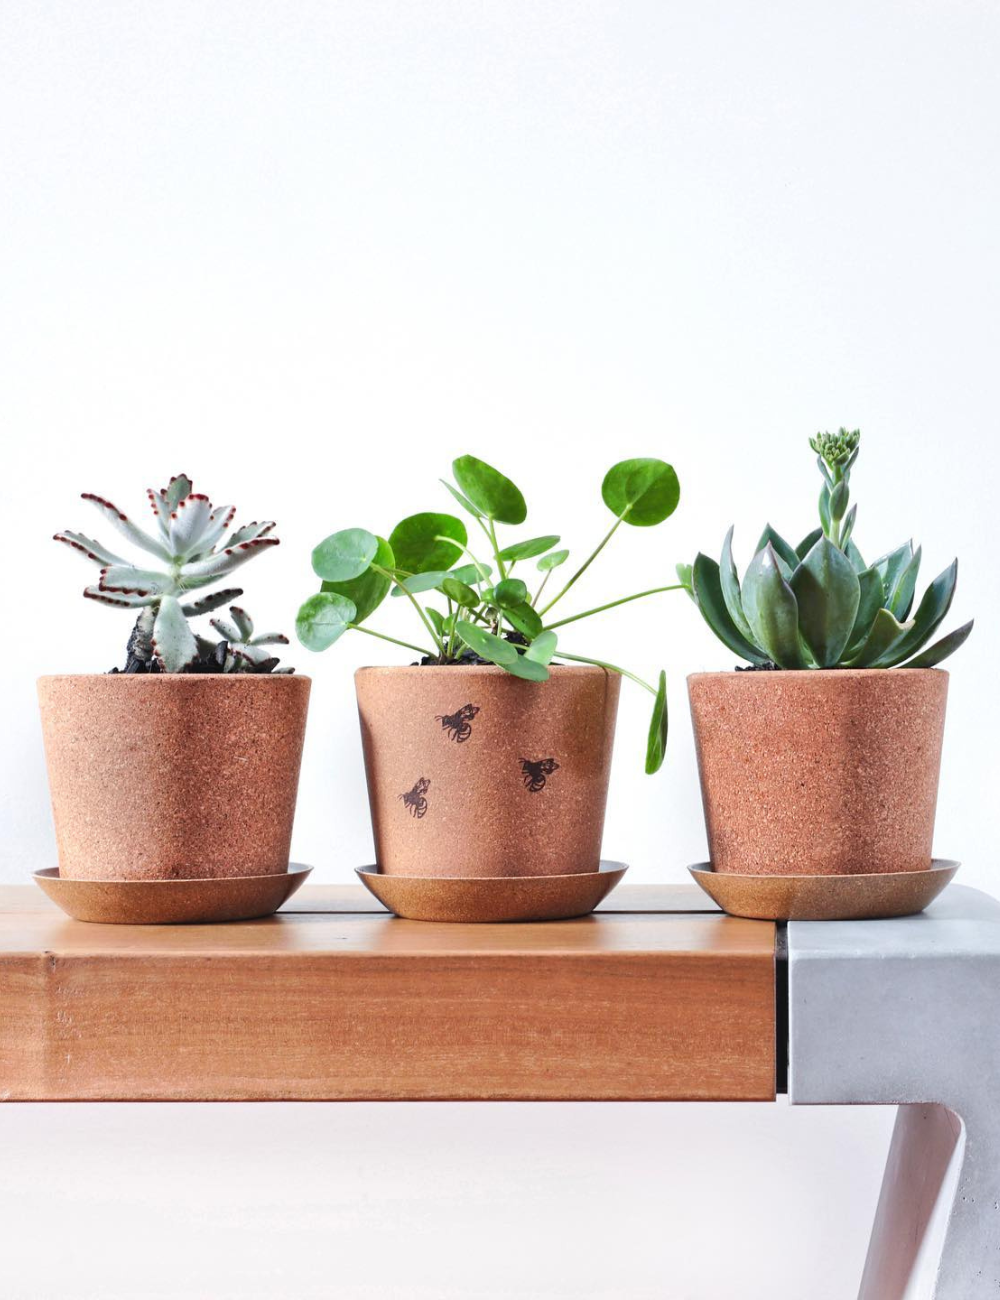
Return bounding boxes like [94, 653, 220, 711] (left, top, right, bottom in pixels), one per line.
[533, 570, 552, 605]
[539, 517, 622, 615]
[372, 564, 444, 654]
[556, 650, 657, 696]
[457, 543, 492, 585]
[544, 584, 685, 631]
[351, 625, 432, 657]
[486, 518, 507, 580]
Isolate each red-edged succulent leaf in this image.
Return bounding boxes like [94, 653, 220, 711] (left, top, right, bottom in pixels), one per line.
[168, 493, 214, 557]
[163, 475, 193, 511]
[250, 632, 289, 646]
[210, 615, 241, 643]
[98, 565, 172, 596]
[151, 595, 199, 672]
[190, 504, 236, 557]
[181, 536, 279, 580]
[54, 531, 127, 566]
[224, 520, 276, 547]
[179, 587, 243, 617]
[229, 605, 253, 640]
[83, 585, 158, 608]
[81, 493, 172, 562]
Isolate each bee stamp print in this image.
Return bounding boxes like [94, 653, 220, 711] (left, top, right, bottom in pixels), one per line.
[520, 758, 560, 793]
[399, 776, 430, 818]
[435, 702, 480, 743]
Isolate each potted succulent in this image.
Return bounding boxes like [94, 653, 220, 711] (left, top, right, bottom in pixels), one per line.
[683, 430, 973, 879]
[297, 454, 680, 879]
[39, 474, 310, 886]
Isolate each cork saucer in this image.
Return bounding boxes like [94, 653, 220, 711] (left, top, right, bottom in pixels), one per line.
[688, 860, 959, 921]
[33, 865, 312, 925]
[356, 861, 628, 923]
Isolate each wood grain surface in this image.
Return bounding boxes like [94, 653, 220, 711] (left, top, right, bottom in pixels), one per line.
[0, 885, 776, 1102]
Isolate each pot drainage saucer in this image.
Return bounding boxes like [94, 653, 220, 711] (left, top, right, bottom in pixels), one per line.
[356, 861, 628, 923]
[32, 865, 312, 925]
[688, 859, 959, 922]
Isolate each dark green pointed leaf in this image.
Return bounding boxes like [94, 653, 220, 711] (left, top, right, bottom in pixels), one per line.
[796, 527, 823, 559]
[788, 536, 861, 667]
[494, 578, 528, 609]
[296, 592, 357, 651]
[755, 525, 799, 574]
[452, 455, 526, 524]
[841, 504, 857, 550]
[389, 512, 467, 574]
[872, 560, 959, 666]
[503, 653, 550, 682]
[886, 545, 922, 620]
[321, 535, 393, 624]
[391, 569, 450, 596]
[497, 535, 560, 562]
[742, 544, 808, 668]
[503, 601, 543, 639]
[441, 577, 479, 608]
[720, 526, 754, 640]
[900, 619, 974, 669]
[311, 528, 379, 582]
[844, 607, 913, 667]
[845, 538, 867, 573]
[537, 549, 569, 572]
[426, 606, 447, 638]
[843, 566, 884, 658]
[645, 670, 668, 774]
[829, 479, 849, 522]
[525, 630, 557, 664]
[691, 554, 768, 663]
[602, 458, 680, 526]
[818, 485, 831, 534]
[455, 620, 518, 666]
[873, 542, 914, 598]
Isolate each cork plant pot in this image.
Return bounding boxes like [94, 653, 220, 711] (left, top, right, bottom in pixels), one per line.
[687, 668, 948, 876]
[37, 674, 311, 881]
[355, 664, 621, 877]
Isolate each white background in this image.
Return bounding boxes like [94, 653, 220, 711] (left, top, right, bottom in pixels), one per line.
[1, 2, 997, 1296]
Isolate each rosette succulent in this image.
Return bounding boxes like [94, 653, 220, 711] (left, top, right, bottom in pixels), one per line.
[683, 430, 973, 669]
[297, 454, 682, 771]
[55, 474, 291, 673]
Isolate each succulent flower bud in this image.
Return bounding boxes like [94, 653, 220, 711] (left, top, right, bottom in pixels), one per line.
[809, 428, 861, 472]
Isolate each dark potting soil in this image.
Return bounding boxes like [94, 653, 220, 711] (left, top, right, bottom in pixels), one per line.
[735, 661, 779, 671]
[414, 631, 529, 667]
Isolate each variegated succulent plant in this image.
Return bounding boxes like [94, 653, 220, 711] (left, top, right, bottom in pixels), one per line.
[684, 430, 974, 669]
[55, 474, 291, 673]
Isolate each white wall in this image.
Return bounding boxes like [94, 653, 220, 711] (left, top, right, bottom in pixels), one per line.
[1, 2, 997, 1296]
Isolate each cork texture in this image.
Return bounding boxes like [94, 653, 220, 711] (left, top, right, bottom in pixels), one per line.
[688, 860, 958, 920]
[355, 665, 621, 877]
[687, 669, 948, 876]
[355, 862, 627, 922]
[37, 674, 311, 881]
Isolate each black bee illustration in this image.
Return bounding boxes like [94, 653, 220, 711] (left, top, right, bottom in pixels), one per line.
[520, 758, 560, 793]
[399, 776, 430, 818]
[435, 702, 480, 743]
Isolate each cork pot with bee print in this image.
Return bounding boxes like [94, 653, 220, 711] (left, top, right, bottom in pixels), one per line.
[354, 664, 621, 877]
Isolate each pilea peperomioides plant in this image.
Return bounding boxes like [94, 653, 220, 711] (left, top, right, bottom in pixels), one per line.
[55, 474, 292, 673]
[683, 430, 974, 669]
[297, 454, 682, 771]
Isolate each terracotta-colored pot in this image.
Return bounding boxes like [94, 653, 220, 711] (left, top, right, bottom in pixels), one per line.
[687, 669, 948, 876]
[355, 665, 620, 877]
[37, 675, 311, 881]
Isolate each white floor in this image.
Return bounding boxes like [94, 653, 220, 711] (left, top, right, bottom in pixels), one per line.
[0, 1100, 892, 1300]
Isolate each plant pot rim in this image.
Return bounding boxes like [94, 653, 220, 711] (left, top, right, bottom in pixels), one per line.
[354, 663, 612, 678]
[687, 667, 946, 683]
[37, 673, 310, 686]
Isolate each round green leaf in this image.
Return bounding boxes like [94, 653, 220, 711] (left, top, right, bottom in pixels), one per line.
[296, 592, 356, 652]
[494, 578, 528, 609]
[504, 653, 549, 682]
[452, 455, 527, 525]
[321, 535, 393, 624]
[311, 528, 379, 583]
[497, 535, 561, 563]
[391, 570, 450, 596]
[502, 601, 542, 639]
[645, 670, 668, 774]
[441, 577, 479, 607]
[389, 513, 467, 574]
[448, 562, 491, 586]
[537, 549, 569, 572]
[455, 620, 517, 666]
[525, 629, 558, 665]
[601, 459, 680, 527]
